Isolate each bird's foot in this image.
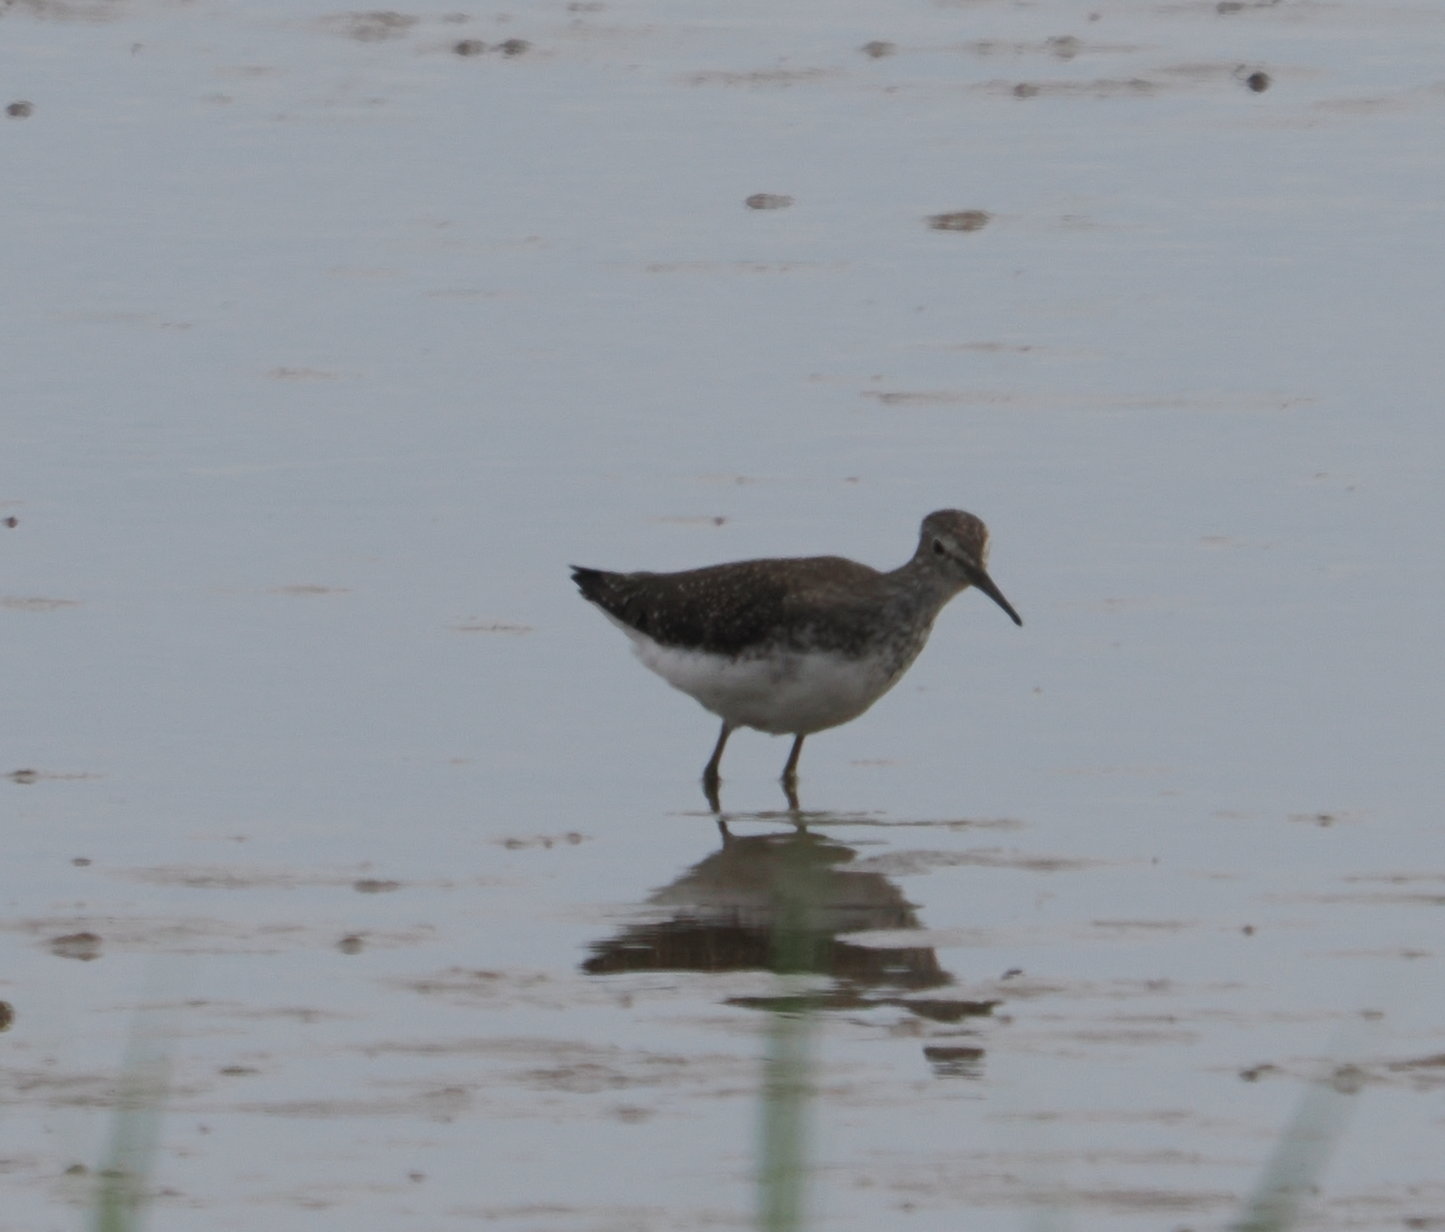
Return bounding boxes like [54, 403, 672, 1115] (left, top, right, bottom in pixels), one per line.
[780, 772, 801, 814]
[702, 769, 722, 813]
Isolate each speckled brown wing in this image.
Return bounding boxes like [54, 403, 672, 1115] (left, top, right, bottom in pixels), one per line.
[571, 556, 889, 658]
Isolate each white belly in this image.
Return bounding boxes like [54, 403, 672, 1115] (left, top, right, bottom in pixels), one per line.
[622, 625, 900, 736]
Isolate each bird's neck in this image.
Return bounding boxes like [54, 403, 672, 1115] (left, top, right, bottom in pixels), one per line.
[887, 558, 967, 623]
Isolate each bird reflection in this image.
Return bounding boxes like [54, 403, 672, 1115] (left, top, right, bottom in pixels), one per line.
[582, 821, 999, 1033]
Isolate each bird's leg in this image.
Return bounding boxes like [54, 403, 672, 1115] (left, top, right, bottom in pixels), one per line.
[780, 734, 806, 792]
[702, 722, 732, 809]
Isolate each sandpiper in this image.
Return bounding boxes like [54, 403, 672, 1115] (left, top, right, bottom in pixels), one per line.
[571, 510, 1021, 799]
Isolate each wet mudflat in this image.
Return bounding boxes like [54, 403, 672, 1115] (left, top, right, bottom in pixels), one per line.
[2, 1, 1444, 1230]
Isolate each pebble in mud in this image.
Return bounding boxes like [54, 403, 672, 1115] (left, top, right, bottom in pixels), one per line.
[859, 40, 896, 59]
[1245, 70, 1271, 92]
[6, 101, 33, 118]
[453, 39, 488, 56]
[745, 193, 793, 210]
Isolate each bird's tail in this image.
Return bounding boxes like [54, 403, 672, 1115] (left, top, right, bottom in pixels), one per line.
[569, 566, 610, 604]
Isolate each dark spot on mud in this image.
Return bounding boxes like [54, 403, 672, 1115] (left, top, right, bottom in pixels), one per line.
[9, 769, 38, 784]
[924, 1045, 985, 1078]
[338, 934, 366, 953]
[6, 101, 33, 118]
[745, 192, 792, 210]
[353, 879, 401, 894]
[860, 40, 895, 59]
[3, 517, 17, 528]
[73, 857, 91, 866]
[928, 210, 990, 232]
[50, 932, 103, 961]
[0, 1001, 13, 1031]
[454, 37, 529, 57]
[1292, 811, 1340, 826]
[219, 1065, 259, 1076]
[1245, 70, 1270, 92]
[1013, 82, 1039, 97]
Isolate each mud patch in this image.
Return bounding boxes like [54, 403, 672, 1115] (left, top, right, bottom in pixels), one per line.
[0, 596, 79, 612]
[684, 68, 834, 88]
[316, 11, 418, 43]
[854, 848, 1105, 876]
[927, 210, 991, 232]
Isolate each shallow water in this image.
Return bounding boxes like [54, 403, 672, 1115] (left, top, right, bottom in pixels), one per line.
[3, 1, 1444, 1229]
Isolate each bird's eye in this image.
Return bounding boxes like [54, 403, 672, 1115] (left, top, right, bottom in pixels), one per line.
[931, 538, 945, 556]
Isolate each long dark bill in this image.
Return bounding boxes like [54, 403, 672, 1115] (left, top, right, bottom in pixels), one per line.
[963, 561, 1023, 627]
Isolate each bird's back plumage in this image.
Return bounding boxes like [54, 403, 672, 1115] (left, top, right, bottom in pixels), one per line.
[570, 557, 901, 659]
